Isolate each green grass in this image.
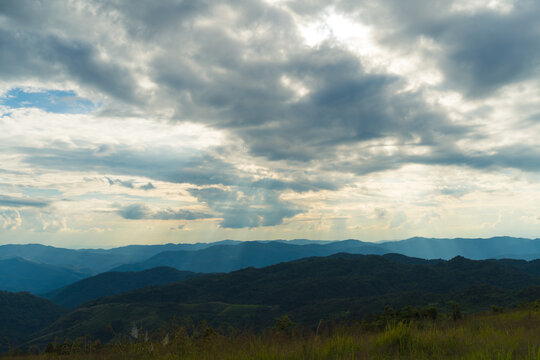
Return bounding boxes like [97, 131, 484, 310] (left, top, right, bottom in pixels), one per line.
[5, 307, 540, 359]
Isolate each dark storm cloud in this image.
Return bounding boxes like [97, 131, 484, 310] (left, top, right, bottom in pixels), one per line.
[94, 0, 211, 39]
[303, 0, 540, 97]
[157, 36, 465, 161]
[422, 5, 540, 97]
[3, 0, 540, 235]
[117, 203, 211, 220]
[0, 3, 140, 103]
[2, 0, 470, 167]
[0, 195, 50, 208]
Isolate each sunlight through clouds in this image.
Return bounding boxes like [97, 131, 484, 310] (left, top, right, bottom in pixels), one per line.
[0, 0, 539, 246]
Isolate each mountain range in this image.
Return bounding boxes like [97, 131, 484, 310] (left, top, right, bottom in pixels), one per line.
[2, 236, 540, 294]
[6, 252, 540, 349]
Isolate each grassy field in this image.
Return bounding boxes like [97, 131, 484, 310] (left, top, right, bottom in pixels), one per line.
[4, 306, 540, 359]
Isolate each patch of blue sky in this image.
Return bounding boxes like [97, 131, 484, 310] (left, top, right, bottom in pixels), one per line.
[1, 88, 96, 114]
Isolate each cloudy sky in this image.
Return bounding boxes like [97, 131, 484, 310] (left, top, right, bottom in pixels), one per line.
[1, 0, 539, 248]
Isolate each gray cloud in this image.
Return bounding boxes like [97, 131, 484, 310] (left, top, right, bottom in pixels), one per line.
[106, 177, 134, 189]
[318, 0, 540, 97]
[0, 3, 141, 103]
[425, 6, 540, 97]
[21, 145, 241, 186]
[189, 187, 302, 228]
[140, 182, 155, 190]
[325, 144, 540, 177]
[2, 0, 540, 234]
[105, 177, 155, 190]
[0, 0, 489, 172]
[117, 204, 212, 221]
[0, 195, 50, 208]
[21, 143, 336, 192]
[158, 36, 465, 162]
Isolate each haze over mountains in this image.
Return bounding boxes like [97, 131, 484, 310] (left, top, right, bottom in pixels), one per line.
[2, 236, 540, 294]
[0, 257, 90, 294]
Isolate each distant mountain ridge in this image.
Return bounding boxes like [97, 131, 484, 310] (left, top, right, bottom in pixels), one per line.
[379, 236, 540, 260]
[3, 236, 540, 294]
[111, 237, 540, 274]
[0, 257, 91, 294]
[0, 240, 242, 273]
[111, 241, 387, 273]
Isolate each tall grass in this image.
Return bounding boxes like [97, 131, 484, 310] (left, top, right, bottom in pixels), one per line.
[5, 307, 540, 359]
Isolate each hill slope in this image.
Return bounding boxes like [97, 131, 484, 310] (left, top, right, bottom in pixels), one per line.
[17, 253, 540, 347]
[97, 254, 540, 311]
[0, 291, 66, 350]
[25, 253, 540, 346]
[45, 267, 199, 308]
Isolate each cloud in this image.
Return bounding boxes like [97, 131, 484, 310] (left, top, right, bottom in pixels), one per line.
[1, 0, 540, 240]
[158, 38, 465, 162]
[0, 195, 50, 208]
[105, 177, 154, 190]
[426, 5, 540, 97]
[140, 182, 155, 190]
[117, 204, 212, 221]
[106, 177, 135, 189]
[21, 145, 242, 186]
[117, 204, 149, 219]
[0, 209, 22, 229]
[320, 0, 540, 97]
[189, 186, 302, 228]
[0, 3, 141, 103]
[1, 0, 468, 165]
[3, 0, 520, 182]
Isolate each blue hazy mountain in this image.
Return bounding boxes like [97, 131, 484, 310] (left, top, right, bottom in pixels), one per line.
[0, 241, 241, 273]
[111, 241, 388, 273]
[0, 257, 90, 294]
[44, 267, 198, 308]
[110, 237, 540, 273]
[3, 237, 540, 294]
[378, 236, 540, 260]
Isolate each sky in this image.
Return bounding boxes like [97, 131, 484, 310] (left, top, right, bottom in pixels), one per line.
[0, 0, 539, 248]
